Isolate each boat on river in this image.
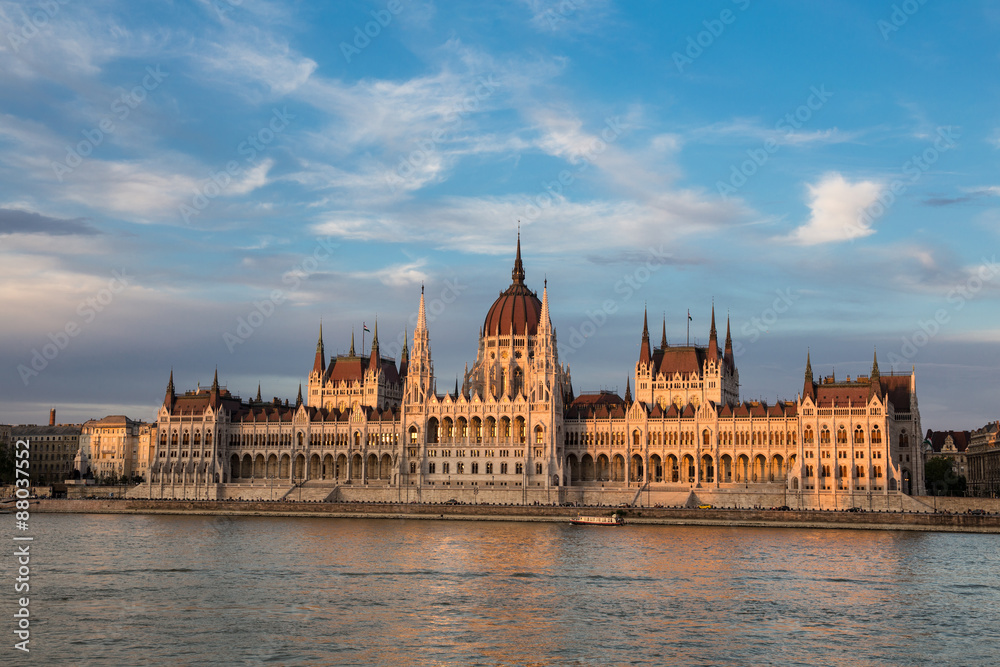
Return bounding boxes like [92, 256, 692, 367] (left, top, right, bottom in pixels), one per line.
[570, 514, 625, 526]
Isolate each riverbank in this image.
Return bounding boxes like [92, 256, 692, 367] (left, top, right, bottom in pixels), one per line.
[29, 498, 1000, 533]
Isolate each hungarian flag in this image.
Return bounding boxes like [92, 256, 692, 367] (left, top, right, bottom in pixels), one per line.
[363, 323, 370, 332]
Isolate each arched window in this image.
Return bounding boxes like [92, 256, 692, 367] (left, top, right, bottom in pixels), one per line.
[837, 427, 847, 444]
[534, 425, 544, 444]
[703, 429, 711, 446]
[854, 426, 864, 444]
[871, 426, 882, 444]
[820, 427, 830, 444]
[409, 426, 418, 444]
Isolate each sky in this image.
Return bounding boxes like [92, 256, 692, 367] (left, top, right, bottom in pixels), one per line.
[1, 0, 999, 431]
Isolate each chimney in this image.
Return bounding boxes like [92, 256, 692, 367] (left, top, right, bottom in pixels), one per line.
[49, 408, 56, 426]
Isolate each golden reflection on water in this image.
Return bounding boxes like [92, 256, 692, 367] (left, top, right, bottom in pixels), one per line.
[20, 515, 1000, 666]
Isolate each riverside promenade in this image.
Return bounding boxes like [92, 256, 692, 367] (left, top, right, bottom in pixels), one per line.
[30, 498, 1000, 533]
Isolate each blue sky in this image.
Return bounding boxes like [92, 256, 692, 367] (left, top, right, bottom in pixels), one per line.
[1, 0, 999, 430]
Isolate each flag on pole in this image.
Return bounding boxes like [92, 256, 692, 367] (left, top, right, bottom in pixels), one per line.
[363, 323, 370, 332]
[687, 311, 692, 321]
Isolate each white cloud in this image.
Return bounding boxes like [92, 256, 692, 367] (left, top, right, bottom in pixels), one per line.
[786, 173, 884, 245]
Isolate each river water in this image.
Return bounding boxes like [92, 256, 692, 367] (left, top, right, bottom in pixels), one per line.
[5, 513, 1000, 665]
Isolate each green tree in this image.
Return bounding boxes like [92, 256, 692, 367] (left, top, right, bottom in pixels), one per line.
[925, 456, 966, 496]
[0, 440, 14, 485]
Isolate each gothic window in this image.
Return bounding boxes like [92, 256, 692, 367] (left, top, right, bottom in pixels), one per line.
[820, 427, 830, 444]
[854, 426, 864, 444]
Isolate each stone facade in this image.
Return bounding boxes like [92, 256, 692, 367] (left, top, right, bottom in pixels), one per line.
[10, 424, 82, 485]
[967, 421, 1000, 497]
[75, 416, 144, 482]
[141, 239, 925, 505]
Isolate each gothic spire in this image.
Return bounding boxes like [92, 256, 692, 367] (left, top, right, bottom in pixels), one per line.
[708, 302, 719, 360]
[870, 347, 883, 399]
[723, 314, 734, 369]
[312, 321, 326, 374]
[661, 316, 668, 349]
[512, 230, 525, 284]
[296, 383, 303, 407]
[255, 383, 262, 403]
[803, 350, 815, 401]
[639, 307, 652, 366]
[625, 377, 632, 403]
[369, 318, 380, 370]
[211, 367, 219, 392]
[349, 328, 355, 357]
[164, 369, 176, 408]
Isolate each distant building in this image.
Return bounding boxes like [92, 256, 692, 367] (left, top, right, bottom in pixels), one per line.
[967, 421, 1000, 498]
[923, 429, 970, 486]
[75, 416, 144, 482]
[10, 424, 82, 485]
[146, 238, 926, 505]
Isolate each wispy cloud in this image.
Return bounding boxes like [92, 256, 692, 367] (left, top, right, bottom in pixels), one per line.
[0, 208, 100, 235]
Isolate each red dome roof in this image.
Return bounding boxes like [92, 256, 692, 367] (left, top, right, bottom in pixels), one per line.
[483, 236, 541, 337]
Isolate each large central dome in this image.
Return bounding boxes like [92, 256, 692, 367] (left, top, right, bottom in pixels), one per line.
[483, 235, 542, 337]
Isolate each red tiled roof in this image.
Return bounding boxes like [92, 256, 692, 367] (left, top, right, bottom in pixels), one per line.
[925, 429, 971, 452]
[654, 347, 706, 376]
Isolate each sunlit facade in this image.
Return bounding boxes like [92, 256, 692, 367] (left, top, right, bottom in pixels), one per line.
[144, 239, 925, 505]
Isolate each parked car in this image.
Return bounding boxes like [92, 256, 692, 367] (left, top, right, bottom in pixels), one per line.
[697, 504, 713, 509]
[444, 498, 459, 505]
[846, 506, 864, 512]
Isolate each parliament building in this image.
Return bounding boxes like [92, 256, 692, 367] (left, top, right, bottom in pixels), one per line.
[143, 238, 925, 508]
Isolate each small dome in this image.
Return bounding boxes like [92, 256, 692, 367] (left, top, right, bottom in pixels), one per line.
[483, 235, 541, 337]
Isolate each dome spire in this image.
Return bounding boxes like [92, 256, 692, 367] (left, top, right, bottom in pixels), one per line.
[512, 228, 525, 284]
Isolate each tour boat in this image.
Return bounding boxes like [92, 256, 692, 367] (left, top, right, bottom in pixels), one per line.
[570, 514, 625, 526]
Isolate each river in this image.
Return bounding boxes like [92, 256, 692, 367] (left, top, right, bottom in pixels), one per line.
[5, 513, 999, 665]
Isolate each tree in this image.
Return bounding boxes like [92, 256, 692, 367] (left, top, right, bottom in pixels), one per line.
[0, 440, 14, 485]
[925, 456, 966, 496]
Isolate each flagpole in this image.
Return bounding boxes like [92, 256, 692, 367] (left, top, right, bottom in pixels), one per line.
[362, 322, 366, 356]
[687, 309, 690, 346]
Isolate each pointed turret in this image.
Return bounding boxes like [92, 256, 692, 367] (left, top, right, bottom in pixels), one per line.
[255, 384, 262, 403]
[164, 369, 176, 409]
[638, 308, 652, 366]
[661, 316, 668, 349]
[870, 348, 883, 400]
[296, 383, 303, 408]
[349, 329, 356, 357]
[708, 303, 719, 360]
[209, 367, 221, 408]
[368, 319, 380, 371]
[724, 315, 734, 369]
[539, 278, 551, 333]
[312, 322, 326, 375]
[399, 328, 409, 377]
[803, 351, 815, 401]
[454, 377, 459, 399]
[625, 377, 632, 403]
